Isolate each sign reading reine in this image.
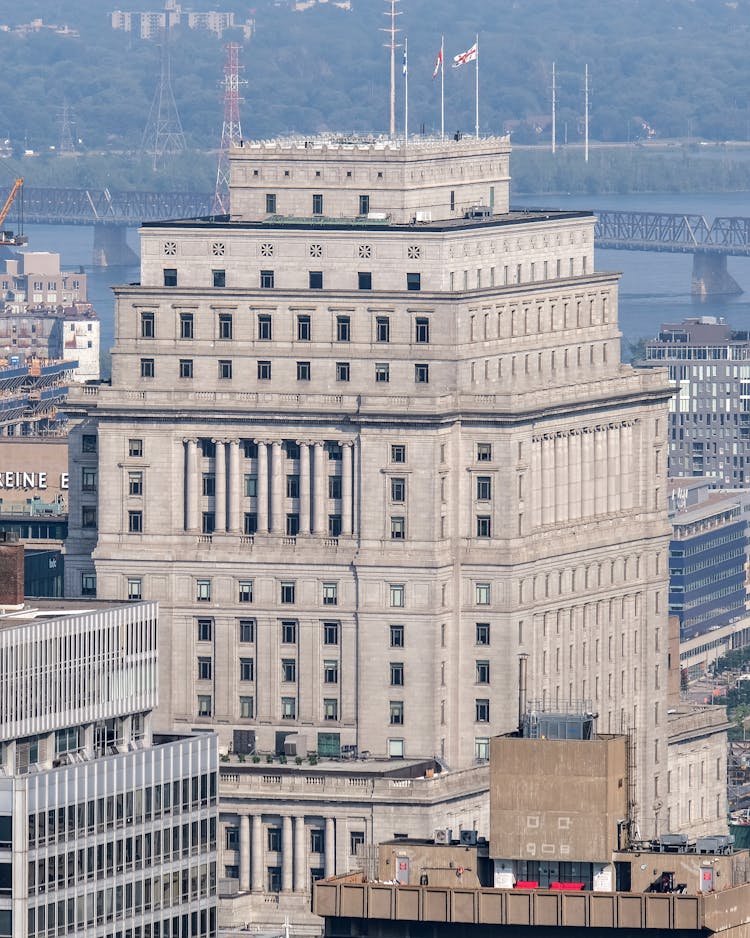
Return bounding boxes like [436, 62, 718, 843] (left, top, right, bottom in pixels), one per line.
[0, 471, 69, 491]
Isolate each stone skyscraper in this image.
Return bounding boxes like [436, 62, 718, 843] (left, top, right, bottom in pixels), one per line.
[66, 135, 673, 839]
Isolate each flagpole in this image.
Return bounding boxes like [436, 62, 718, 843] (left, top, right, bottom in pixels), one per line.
[404, 37, 408, 143]
[475, 33, 479, 138]
[440, 35, 445, 139]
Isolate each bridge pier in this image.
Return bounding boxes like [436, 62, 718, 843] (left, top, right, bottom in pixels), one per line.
[691, 251, 742, 298]
[92, 223, 139, 267]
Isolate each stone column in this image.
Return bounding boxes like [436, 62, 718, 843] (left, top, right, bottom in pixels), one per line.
[541, 436, 554, 525]
[554, 434, 568, 524]
[256, 442, 268, 533]
[282, 815, 293, 893]
[251, 814, 264, 892]
[568, 432, 582, 521]
[312, 442, 326, 535]
[239, 814, 250, 893]
[293, 815, 306, 893]
[214, 439, 226, 532]
[595, 430, 607, 515]
[581, 431, 595, 517]
[341, 442, 353, 536]
[185, 438, 199, 532]
[229, 440, 241, 534]
[531, 438, 541, 529]
[299, 442, 311, 535]
[324, 817, 335, 877]
[271, 441, 284, 535]
[621, 423, 633, 510]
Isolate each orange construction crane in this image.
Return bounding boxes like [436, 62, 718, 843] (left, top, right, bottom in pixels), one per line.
[0, 178, 27, 246]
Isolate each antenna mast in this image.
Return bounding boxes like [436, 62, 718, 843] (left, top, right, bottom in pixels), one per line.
[381, 0, 401, 137]
[584, 63, 589, 163]
[551, 62, 556, 155]
[213, 42, 245, 216]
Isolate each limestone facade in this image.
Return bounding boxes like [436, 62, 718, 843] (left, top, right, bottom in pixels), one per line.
[64, 136, 674, 857]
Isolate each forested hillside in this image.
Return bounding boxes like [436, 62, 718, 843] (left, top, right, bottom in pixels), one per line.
[1, 0, 750, 177]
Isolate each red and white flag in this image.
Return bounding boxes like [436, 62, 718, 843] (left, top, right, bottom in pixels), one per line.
[452, 42, 477, 68]
[432, 47, 443, 79]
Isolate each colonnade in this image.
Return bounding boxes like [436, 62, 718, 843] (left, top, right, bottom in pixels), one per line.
[184, 439, 355, 537]
[234, 813, 336, 894]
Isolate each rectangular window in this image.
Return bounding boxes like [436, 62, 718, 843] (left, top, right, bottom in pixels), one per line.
[140, 311, 155, 338]
[336, 361, 350, 382]
[476, 623, 490, 645]
[281, 620, 297, 644]
[238, 580, 253, 603]
[390, 516, 406, 539]
[127, 578, 142, 601]
[309, 271, 323, 289]
[322, 583, 338, 606]
[281, 659, 296, 683]
[81, 573, 97, 596]
[163, 268, 177, 287]
[476, 515, 491, 538]
[265, 193, 277, 214]
[240, 696, 254, 718]
[281, 697, 297, 720]
[286, 513, 299, 536]
[390, 624, 404, 647]
[297, 315, 311, 340]
[178, 312, 194, 340]
[240, 658, 254, 682]
[198, 657, 212, 681]
[296, 361, 310, 381]
[328, 475, 342, 500]
[358, 271, 372, 290]
[179, 359, 193, 379]
[476, 476, 492, 500]
[258, 314, 272, 340]
[257, 360, 272, 380]
[375, 362, 390, 383]
[406, 272, 421, 291]
[359, 195, 370, 215]
[244, 512, 257, 534]
[82, 433, 97, 453]
[390, 662, 404, 686]
[376, 317, 390, 342]
[212, 269, 226, 288]
[82, 505, 97, 528]
[281, 582, 296, 604]
[350, 830, 365, 855]
[127, 471, 143, 496]
[476, 442, 492, 461]
[218, 359, 232, 379]
[476, 660, 490, 683]
[475, 699, 490, 722]
[197, 618, 213, 642]
[260, 270, 275, 289]
[202, 474, 215, 497]
[244, 475, 257, 498]
[323, 622, 339, 645]
[324, 698, 339, 721]
[128, 510, 143, 533]
[415, 363, 429, 384]
[475, 583, 490, 605]
[202, 511, 215, 533]
[267, 827, 282, 851]
[82, 467, 97, 492]
[391, 444, 406, 463]
[336, 316, 350, 341]
[390, 584, 405, 607]
[286, 474, 300, 499]
[390, 701, 404, 725]
[390, 477, 405, 502]
[218, 312, 233, 339]
[329, 514, 342, 537]
[323, 660, 339, 684]
[312, 193, 324, 215]
[197, 695, 212, 717]
[239, 619, 255, 643]
[196, 579, 211, 602]
[475, 737, 490, 761]
[415, 317, 430, 343]
[140, 358, 155, 379]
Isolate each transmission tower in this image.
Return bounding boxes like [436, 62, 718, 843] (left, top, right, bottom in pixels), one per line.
[57, 101, 76, 154]
[141, 27, 186, 170]
[213, 42, 246, 216]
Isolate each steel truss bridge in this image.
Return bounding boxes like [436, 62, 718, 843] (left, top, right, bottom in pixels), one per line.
[22, 187, 214, 226]
[594, 211, 750, 257]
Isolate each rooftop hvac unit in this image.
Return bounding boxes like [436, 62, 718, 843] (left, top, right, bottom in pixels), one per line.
[696, 834, 734, 855]
[464, 205, 491, 219]
[415, 210, 432, 223]
[433, 828, 452, 845]
[367, 212, 388, 221]
[459, 830, 478, 846]
[659, 833, 689, 853]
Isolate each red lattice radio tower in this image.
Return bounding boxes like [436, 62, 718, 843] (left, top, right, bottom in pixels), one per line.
[213, 42, 245, 216]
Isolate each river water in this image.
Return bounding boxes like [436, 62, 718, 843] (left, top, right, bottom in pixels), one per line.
[24, 192, 750, 374]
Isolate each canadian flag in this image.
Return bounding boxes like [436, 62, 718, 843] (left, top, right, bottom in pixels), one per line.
[432, 47, 443, 79]
[452, 43, 477, 68]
